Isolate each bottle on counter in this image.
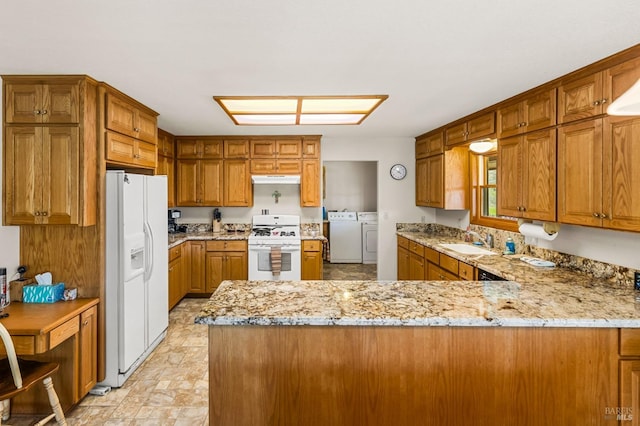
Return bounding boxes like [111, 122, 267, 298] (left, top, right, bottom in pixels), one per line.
[0, 268, 7, 309]
[504, 237, 516, 255]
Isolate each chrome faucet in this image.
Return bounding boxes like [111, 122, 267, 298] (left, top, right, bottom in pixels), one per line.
[466, 230, 491, 247]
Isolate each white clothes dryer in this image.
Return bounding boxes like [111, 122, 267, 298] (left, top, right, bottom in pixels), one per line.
[358, 212, 378, 265]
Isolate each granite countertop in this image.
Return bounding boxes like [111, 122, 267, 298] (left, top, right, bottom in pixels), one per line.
[194, 279, 640, 328]
[168, 231, 251, 248]
[168, 231, 326, 248]
[396, 231, 615, 287]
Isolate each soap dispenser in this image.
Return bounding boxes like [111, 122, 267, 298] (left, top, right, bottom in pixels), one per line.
[504, 237, 516, 255]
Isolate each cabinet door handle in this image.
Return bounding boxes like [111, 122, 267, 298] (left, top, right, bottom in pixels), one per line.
[521, 122, 527, 127]
[34, 109, 41, 115]
[34, 211, 41, 216]
[42, 211, 48, 216]
[600, 98, 608, 104]
[593, 100, 601, 106]
[593, 212, 601, 218]
[600, 213, 607, 219]
[134, 127, 140, 132]
[82, 320, 89, 327]
[41, 110, 48, 115]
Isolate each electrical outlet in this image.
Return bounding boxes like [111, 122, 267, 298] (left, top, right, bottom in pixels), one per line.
[635, 272, 640, 291]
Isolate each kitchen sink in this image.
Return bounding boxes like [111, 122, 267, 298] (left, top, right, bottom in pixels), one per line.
[438, 243, 497, 256]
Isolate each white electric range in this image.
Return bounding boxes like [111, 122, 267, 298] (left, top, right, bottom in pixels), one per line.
[248, 215, 301, 280]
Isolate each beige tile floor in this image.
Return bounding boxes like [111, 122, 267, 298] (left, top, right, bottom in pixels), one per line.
[7, 298, 210, 426]
[322, 261, 377, 280]
[7, 267, 375, 425]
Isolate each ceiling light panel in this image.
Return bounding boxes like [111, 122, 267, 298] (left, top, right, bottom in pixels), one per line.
[301, 97, 384, 113]
[213, 95, 388, 126]
[299, 113, 366, 125]
[219, 98, 298, 113]
[233, 114, 297, 125]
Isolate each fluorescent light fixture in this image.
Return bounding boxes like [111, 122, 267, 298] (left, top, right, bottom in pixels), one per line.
[469, 139, 497, 154]
[213, 95, 388, 125]
[607, 77, 640, 116]
[299, 113, 366, 125]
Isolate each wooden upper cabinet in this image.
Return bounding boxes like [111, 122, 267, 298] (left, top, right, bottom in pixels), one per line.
[176, 159, 223, 206]
[224, 160, 251, 206]
[250, 159, 301, 175]
[5, 83, 79, 124]
[302, 137, 320, 158]
[106, 131, 157, 169]
[416, 131, 444, 158]
[445, 111, 495, 146]
[157, 129, 175, 157]
[301, 159, 321, 207]
[415, 148, 468, 209]
[558, 56, 640, 124]
[498, 129, 556, 221]
[250, 138, 302, 158]
[176, 139, 223, 159]
[105, 92, 157, 144]
[604, 115, 640, 232]
[556, 115, 640, 231]
[497, 88, 556, 138]
[558, 73, 604, 124]
[224, 140, 249, 158]
[557, 119, 603, 227]
[4, 126, 80, 225]
[276, 139, 302, 158]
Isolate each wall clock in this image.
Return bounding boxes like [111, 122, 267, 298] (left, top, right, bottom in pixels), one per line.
[390, 164, 407, 180]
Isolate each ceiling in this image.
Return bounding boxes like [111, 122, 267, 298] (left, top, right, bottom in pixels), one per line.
[2, 0, 640, 140]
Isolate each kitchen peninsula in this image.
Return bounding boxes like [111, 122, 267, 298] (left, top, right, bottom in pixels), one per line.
[196, 278, 640, 426]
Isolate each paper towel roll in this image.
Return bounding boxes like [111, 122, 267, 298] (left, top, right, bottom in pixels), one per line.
[518, 222, 559, 241]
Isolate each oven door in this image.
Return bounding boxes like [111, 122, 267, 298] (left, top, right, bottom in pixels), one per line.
[248, 244, 301, 281]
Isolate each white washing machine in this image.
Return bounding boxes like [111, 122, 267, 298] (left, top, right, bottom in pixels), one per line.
[328, 211, 362, 263]
[358, 212, 378, 264]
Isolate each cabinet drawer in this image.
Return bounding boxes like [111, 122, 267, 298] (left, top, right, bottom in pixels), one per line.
[409, 241, 424, 256]
[0, 336, 35, 356]
[439, 254, 459, 275]
[458, 262, 475, 281]
[303, 240, 322, 251]
[206, 240, 247, 252]
[50, 317, 80, 349]
[397, 236, 409, 249]
[169, 245, 182, 262]
[620, 329, 640, 356]
[424, 247, 439, 264]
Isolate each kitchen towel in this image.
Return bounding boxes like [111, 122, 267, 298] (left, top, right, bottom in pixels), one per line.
[270, 246, 282, 276]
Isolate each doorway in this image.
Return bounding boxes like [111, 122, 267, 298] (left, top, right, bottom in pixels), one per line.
[322, 161, 378, 280]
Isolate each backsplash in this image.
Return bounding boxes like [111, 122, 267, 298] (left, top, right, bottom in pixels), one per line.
[180, 223, 250, 233]
[397, 223, 638, 287]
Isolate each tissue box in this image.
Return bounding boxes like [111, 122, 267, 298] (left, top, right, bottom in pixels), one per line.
[22, 283, 65, 303]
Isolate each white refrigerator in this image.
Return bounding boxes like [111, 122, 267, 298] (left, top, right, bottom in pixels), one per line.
[101, 171, 169, 388]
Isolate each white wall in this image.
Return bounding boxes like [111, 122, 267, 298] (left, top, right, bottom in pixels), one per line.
[436, 203, 640, 270]
[324, 161, 377, 212]
[322, 136, 435, 280]
[0, 84, 21, 279]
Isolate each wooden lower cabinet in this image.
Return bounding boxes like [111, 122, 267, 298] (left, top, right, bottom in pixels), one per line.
[397, 237, 475, 281]
[168, 243, 185, 310]
[187, 241, 206, 293]
[302, 240, 323, 280]
[619, 360, 640, 424]
[208, 326, 619, 426]
[205, 241, 247, 293]
[397, 238, 410, 280]
[78, 305, 97, 398]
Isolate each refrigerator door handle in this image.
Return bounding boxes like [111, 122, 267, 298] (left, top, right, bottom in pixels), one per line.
[144, 222, 155, 281]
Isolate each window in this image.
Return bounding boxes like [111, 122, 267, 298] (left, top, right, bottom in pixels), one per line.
[470, 151, 518, 231]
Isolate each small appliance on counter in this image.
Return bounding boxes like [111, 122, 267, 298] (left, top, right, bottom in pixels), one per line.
[168, 209, 182, 233]
[212, 208, 222, 233]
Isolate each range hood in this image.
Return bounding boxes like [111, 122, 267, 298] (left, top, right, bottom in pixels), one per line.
[251, 175, 301, 185]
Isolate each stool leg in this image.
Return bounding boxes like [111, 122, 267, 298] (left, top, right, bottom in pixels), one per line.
[42, 377, 67, 426]
[0, 399, 9, 422]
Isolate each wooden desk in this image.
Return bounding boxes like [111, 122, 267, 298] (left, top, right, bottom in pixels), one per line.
[0, 299, 99, 414]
